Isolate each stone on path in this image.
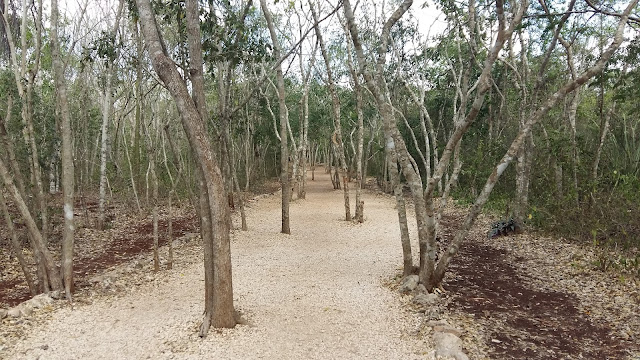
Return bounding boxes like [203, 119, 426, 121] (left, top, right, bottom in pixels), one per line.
[413, 293, 439, 306]
[400, 275, 419, 293]
[433, 331, 468, 360]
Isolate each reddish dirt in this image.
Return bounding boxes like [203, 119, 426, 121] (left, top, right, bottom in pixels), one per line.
[0, 180, 283, 309]
[0, 209, 198, 308]
[72, 215, 198, 289]
[0, 279, 29, 309]
[442, 211, 638, 359]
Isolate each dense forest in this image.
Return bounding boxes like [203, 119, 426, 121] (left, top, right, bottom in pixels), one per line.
[1, 0, 639, 341]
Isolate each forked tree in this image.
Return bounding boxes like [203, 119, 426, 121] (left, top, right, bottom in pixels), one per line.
[135, 0, 236, 334]
[343, 0, 638, 290]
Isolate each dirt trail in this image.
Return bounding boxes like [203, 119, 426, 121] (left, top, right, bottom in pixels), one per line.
[7, 172, 427, 360]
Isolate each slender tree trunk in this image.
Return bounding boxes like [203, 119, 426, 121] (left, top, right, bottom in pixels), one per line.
[386, 146, 413, 275]
[312, 4, 350, 221]
[162, 130, 176, 270]
[98, 1, 124, 230]
[133, 20, 144, 197]
[0, 188, 36, 295]
[98, 71, 112, 230]
[122, 125, 143, 212]
[342, 18, 365, 222]
[567, 88, 580, 199]
[0, 98, 27, 201]
[167, 190, 174, 269]
[593, 104, 615, 181]
[261, 0, 290, 234]
[152, 180, 159, 272]
[0, 157, 63, 292]
[51, 0, 76, 299]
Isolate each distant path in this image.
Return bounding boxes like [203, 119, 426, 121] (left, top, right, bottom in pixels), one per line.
[8, 172, 426, 360]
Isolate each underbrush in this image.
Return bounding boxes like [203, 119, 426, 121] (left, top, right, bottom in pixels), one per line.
[452, 178, 640, 276]
[537, 191, 640, 276]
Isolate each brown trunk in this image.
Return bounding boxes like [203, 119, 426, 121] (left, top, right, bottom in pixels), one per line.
[386, 147, 413, 275]
[97, 0, 124, 230]
[51, 0, 77, 299]
[0, 98, 27, 200]
[0, 157, 63, 292]
[136, 0, 235, 334]
[343, 19, 365, 222]
[0, 187, 36, 295]
[167, 190, 174, 270]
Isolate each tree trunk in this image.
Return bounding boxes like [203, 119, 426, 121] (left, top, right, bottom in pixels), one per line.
[342, 18, 365, 222]
[567, 88, 580, 199]
[0, 157, 63, 292]
[313, 4, 350, 221]
[592, 104, 615, 181]
[136, 0, 235, 334]
[122, 125, 143, 212]
[261, 0, 290, 234]
[152, 182, 159, 272]
[0, 187, 36, 295]
[167, 190, 174, 270]
[51, 0, 76, 299]
[97, 2, 124, 230]
[133, 19, 144, 198]
[0, 100, 27, 200]
[386, 146, 413, 275]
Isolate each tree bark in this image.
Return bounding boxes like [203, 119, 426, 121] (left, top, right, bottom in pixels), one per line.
[312, 3, 351, 221]
[98, 0, 125, 230]
[592, 104, 615, 180]
[0, 183, 36, 295]
[386, 145, 413, 276]
[0, 157, 63, 292]
[136, 0, 235, 333]
[51, 0, 76, 299]
[261, 0, 290, 234]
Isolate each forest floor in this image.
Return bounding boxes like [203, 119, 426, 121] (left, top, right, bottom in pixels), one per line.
[0, 171, 639, 359]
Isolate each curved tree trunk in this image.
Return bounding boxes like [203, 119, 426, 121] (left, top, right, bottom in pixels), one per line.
[261, 0, 291, 234]
[0, 187, 36, 295]
[136, 0, 236, 335]
[0, 157, 63, 292]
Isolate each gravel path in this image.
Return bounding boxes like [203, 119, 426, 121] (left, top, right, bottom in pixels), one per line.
[9, 172, 428, 360]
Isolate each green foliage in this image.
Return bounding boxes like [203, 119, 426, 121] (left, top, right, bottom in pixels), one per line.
[81, 31, 121, 69]
[200, 2, 271, 66]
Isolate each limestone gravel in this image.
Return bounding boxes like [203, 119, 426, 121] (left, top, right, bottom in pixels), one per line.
[4, 173, 431, 360]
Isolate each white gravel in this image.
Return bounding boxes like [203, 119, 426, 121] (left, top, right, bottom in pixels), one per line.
[7, 173, 429, 360]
